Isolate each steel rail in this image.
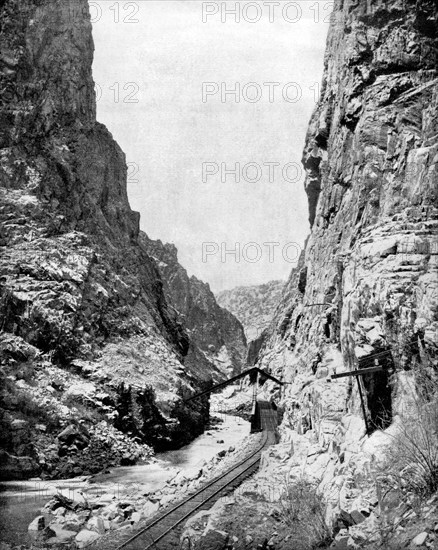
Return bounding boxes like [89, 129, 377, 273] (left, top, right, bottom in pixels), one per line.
[142, 440, 269, 550]
[111, 402, 277, 550]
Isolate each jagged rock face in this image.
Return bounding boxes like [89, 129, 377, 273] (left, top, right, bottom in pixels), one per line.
[0, 0, 189, 362]
[0, 0, 215, 477]
[216, 280, 284, 343]
[142, 236, 247, 378]
[205, 2, 438, 541]
[258, 0, 437, 438]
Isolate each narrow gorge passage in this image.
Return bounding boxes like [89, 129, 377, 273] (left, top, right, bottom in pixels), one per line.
[0, 1, 437, 550]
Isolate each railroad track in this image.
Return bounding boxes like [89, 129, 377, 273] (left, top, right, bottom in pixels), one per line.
[95, 401, 277, 550]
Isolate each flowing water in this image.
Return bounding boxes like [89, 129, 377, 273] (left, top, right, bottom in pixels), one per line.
[0, 414, 249, 546]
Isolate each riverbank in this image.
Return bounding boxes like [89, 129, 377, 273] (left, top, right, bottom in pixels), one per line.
[0, 414, 256, 549]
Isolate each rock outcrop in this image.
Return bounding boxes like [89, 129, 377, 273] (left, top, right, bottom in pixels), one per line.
[259, 0, 438, 431]
[0, 0, 231, 479]
[254, 0, 438, 545]
[142, 236, 247, 378]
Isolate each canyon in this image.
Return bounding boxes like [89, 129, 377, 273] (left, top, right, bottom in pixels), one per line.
[0, 0, 437, 549]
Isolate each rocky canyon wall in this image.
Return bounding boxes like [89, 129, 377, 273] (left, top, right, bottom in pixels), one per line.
[251, 0, 438, 541]
[259, 0, 437, 436]
[182, 3, 438, 548]
[216, 281, 284, 342]
[141, 235, 247, 378]
[0, 0, 241, 479]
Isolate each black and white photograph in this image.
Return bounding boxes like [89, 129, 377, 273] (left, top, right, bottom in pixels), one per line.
[0, 1, 437, 549]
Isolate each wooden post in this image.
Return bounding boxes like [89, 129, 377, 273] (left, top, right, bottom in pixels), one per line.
[356, 376, 370, 435]
[251, 370, 259, 415]
[331, 364, 385, 436]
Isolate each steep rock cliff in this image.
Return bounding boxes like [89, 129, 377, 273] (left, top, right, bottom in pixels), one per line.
[141, 236, 247, 378]
[259, 0, 437, 428]
[222, 0, 438, 545]
[181, 2, 437, 547]
[0, 0, 215, 479]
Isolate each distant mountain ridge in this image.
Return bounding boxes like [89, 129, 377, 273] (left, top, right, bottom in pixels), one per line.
[216, 280, 284, 342]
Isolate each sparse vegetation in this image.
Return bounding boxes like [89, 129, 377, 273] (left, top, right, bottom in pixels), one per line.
[386, 369, 438, 497]
[63, 393, 105, 424]
[369, 367, 438, 548]
[0, 373, 61, 432]
[278, 478, 332, 550]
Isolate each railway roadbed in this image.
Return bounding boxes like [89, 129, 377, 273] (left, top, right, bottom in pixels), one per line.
[89, 402, 277, 550]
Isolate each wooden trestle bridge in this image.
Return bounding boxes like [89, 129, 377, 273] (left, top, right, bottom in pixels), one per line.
[185, 366, 283, 431]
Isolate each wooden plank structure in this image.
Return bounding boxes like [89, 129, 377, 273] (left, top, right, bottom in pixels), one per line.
[331, 350, 394, 435]
[331, 365, 385, 379]
[184, 367, 282, 433]
[183, 367, 283, 402]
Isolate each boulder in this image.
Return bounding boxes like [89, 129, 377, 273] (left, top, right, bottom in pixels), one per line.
[75, 529, 100, 548]
[51, 493, 74, 510]
[86, 516, 106, 534]
[350, 510, 366, 524]
[160, 494, 175, 507]
[197, 529, 229, 550]
[185, 466, 203, 481]
[142, 500, 159, 518]
[42, 526, 57, 540]
[57, 424, 90, 450]
[28, 516, 45, 532]
[102, 504, 119, 521]
[62, 519, 83, 533]
[45, 523, 77, 543]
[412, 532, 428, 546]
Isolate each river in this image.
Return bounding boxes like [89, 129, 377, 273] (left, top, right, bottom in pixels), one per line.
[0, 414, 249, 546]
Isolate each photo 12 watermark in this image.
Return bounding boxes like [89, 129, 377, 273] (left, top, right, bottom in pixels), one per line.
[202, 81, 320, 104]
[202, 162, 303, 184]
[201, 2, 334, 24]
[88, 1, 141, 24]
[95, 82, 140, 104]
[202, 241, 303, 264]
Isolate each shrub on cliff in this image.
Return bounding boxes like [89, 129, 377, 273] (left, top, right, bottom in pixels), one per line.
[386, 368, 438, 497]
[278, 478, 331, 549]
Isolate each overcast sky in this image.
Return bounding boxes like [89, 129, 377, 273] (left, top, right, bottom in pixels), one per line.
[91, 1, 331, 292]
